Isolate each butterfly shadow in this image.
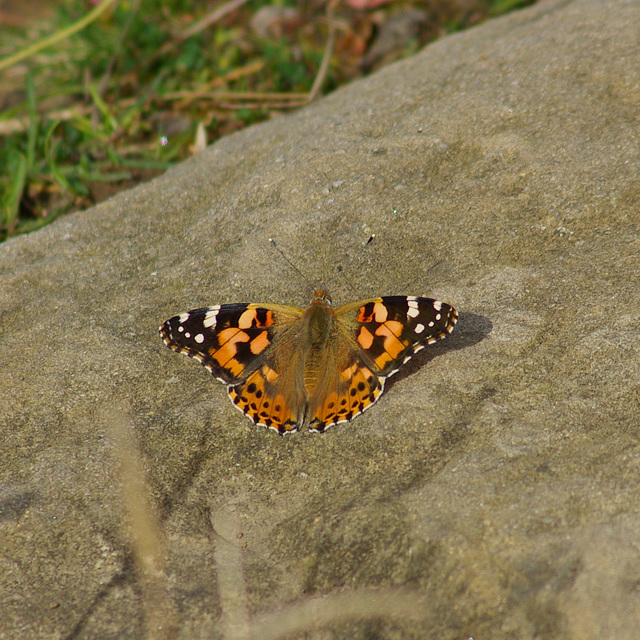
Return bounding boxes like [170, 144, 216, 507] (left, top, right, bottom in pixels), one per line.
[383, 311, 492, 391]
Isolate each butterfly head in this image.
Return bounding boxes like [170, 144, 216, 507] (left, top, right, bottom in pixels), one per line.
[311, 288, 332, 306]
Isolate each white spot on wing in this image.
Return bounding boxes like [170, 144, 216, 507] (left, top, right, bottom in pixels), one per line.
[195, 333, 205, 343]
[203, 306, 220, 328]
[415, 323, 425, 334]
[407, 298, 420, 318]
[178, 312, 189, 323]
[433, 300, 443, 311]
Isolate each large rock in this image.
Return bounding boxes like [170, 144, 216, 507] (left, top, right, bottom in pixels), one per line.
[2, 0, 639, 637]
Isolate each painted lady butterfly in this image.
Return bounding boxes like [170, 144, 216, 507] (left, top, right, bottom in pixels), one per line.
[160, 290, 457, 434]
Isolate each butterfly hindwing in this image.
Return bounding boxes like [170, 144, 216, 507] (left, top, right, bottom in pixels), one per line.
[228, 357, 307, 433]
[307, 349, 384, 433]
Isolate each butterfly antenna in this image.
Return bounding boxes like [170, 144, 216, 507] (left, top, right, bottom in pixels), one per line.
[325, 234, 375, 288]
[269, 238, 313, 287]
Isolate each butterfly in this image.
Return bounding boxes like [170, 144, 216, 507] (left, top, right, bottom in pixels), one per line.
[160, 288, 457, 434]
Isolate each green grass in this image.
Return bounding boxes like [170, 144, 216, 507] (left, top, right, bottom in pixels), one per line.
[0, 0, 535, 242]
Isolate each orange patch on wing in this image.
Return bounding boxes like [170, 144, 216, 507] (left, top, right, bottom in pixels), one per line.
[261, 364, 279, 382]
[372, 302, 389, 322]
[222, 357, 246, 377]
[356, 307, 372, 323]
[238, 309, 257, 329]
[217, 327, 244, 343]
[249, 330, 270, 354]
[238, 308, 275, 329]
[356, 300, 388, 323]
[382, 320, 403, 337]
[373, 351, 394, 370]
[356, 326, 375, 349]
[341, 363, 358, 380]
[210, 329, 249, 366]
[375, 323, 406, 358]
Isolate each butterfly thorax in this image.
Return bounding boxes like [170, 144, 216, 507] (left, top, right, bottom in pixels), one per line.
[305, 289, 334, 346]
[301, 289, 337, 393]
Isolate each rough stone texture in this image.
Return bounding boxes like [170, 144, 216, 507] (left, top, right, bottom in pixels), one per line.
[2, 0, 640, 638]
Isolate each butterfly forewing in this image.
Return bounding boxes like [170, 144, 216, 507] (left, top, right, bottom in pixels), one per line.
[160, 303, 303, 384]
[336, 296, 458, 377]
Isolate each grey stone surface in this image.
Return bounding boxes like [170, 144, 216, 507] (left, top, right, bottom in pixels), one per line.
[2, 0, 640, 638]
